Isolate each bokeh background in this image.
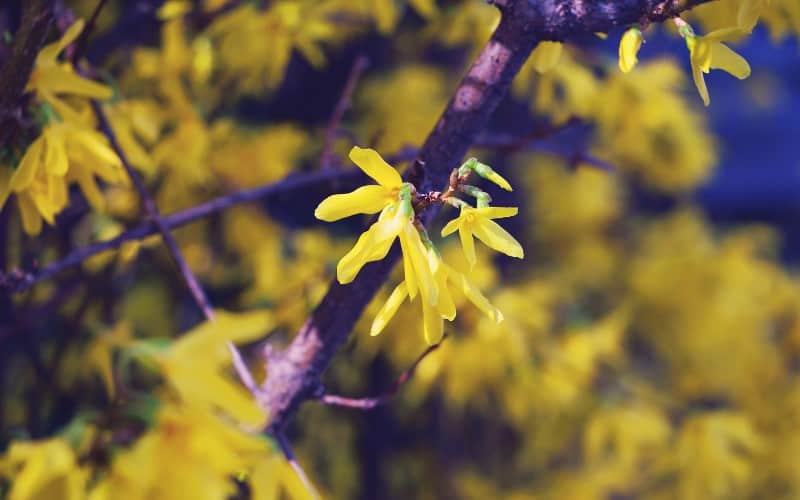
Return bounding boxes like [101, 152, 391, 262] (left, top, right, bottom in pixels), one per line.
[1, 1, 800, 499]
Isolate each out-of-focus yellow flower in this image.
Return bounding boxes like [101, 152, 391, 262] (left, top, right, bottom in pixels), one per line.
[441, 206, 523, 269]
[315, 146, 403, 221]
[618, 27, 643, 73]
[141, 310, 275, 427]
[26, 19, 113, 119]
[530, 41, 563, 73]
[678, 21, 751, 106]
[0, 437, 88, 500]
[371, 261, 503, 344]
[88, 404, 293, 500]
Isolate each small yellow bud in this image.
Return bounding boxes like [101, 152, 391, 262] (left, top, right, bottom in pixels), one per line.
[618, 28, 643, 73]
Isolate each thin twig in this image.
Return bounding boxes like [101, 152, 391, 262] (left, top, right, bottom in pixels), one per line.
[473, 116, 584, 152]
[227, 341, 258, 394]
[0, 168, 363, 294]
[320, 56, 369, 169]
[273, 431, 321, 500]
[91, 101, 216, 321]
[319, 336, 446, 410]
[71, 0, 109, 62]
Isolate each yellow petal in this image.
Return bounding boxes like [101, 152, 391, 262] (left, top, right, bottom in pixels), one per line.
[440, 216, 461, 237]
[435, 271, 456, 321]
[530, 42, 562, 74]
[33, 66, 113, 100]
[409, 0, 438, 19]
[348, 146, 402, 188]
[472, 218, 524, 258]
[444, 265, 503, 323]
[400, 222, 438, 305]
[422, 298, 444, 345]
[336, 217, 398, 284]
[43, 126, 69, 176]
[10, 136, 45, 192]
[618, 28, 642, 73]
[37, 19, 85, 63]
[459, 226, 476, 269]
[314, 185, 389, 221]
[17, 193, 43, 235]
[475, 206, 518, 219]
[710, 43, 751, 79]
[692, 63, 711, 106]
[370, 282, 409, 336]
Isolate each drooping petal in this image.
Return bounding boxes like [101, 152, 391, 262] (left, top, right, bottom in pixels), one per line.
[36, 19, 85, 64]
[691, 63, 710, 106]
[43, 126, 69, 176]
[710, 43, 751, 79]
[17, 193, 43, 235]
[459, 226, 476, 269]
[336, 217, 399, 284]
[400, 222, 438, 305]
[435, 271, 456, 321]
[348, 146, 403, 188]
[370, 282, 409, 336]
[472, 218, 524, 259]
[10, 136, 45, 192]
[445, 265, 504, 323]
[314, 185, 389, 221]
[422, 297, 444, 345]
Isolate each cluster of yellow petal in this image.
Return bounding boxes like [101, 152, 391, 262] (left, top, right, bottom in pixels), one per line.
[0, 20, 126, 235]
[315, 147, 522, 344]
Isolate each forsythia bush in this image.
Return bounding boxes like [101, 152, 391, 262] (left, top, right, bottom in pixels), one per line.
[0, 0, 798, 498]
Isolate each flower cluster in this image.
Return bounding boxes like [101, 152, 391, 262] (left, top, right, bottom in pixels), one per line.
[616, 7, 753, 106]
[315, 147, 523, 344]
[0, 20, 126, 235]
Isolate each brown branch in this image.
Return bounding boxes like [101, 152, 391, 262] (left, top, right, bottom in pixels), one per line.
[258, 0, 718, 432]
[0, 0, 54, 149]
[318, 336, 445, 410]
[0, 168, 364, 294]
[320, 55, 369, 169]
[71, 0, 109, 62]
[91, 101, 216, 321]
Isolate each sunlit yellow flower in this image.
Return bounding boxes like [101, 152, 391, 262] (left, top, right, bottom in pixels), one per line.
[441, 206, 524, 269]
[336, 202, 439, 308]
[684, 26, 751, 106]
[530, 41, 563, 73]
[371, 261, 503, 344]
[618, 28, 643, 73]
[315, 146, 403, 221]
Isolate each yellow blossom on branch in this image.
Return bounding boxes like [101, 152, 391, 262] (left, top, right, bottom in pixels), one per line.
[441, 206, 524, 269]
[618, 27, 643, 73]
[676, 19, 751, 106]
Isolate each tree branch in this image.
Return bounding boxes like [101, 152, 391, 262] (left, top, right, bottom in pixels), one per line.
[91, 101, 216, 321]
[258, 0, 717, 432]
[0, 0, 54, 149]
[320, 55, 369, 169]
[0, 168, 364, 294]
[318, 337, 445, 410]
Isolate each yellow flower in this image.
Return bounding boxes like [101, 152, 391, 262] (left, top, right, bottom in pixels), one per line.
[685, 27, 751, 106]
[371, 262, 503, 344]
[26, 19, 113, 121]
[530, 41, 563, 73]
[441, 206, 524, 269]
[315, 146, 403, 221]
[336, 201, 439, 307]
[0, 437, 88, 500]
[618, 28, 643, 73]
[147, 310, 275, 427]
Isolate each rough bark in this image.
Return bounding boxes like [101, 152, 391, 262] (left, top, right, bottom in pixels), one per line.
[261, 0, 717, 430]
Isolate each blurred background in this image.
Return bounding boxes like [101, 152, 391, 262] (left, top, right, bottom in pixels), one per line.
[1, 1, 800, 499]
